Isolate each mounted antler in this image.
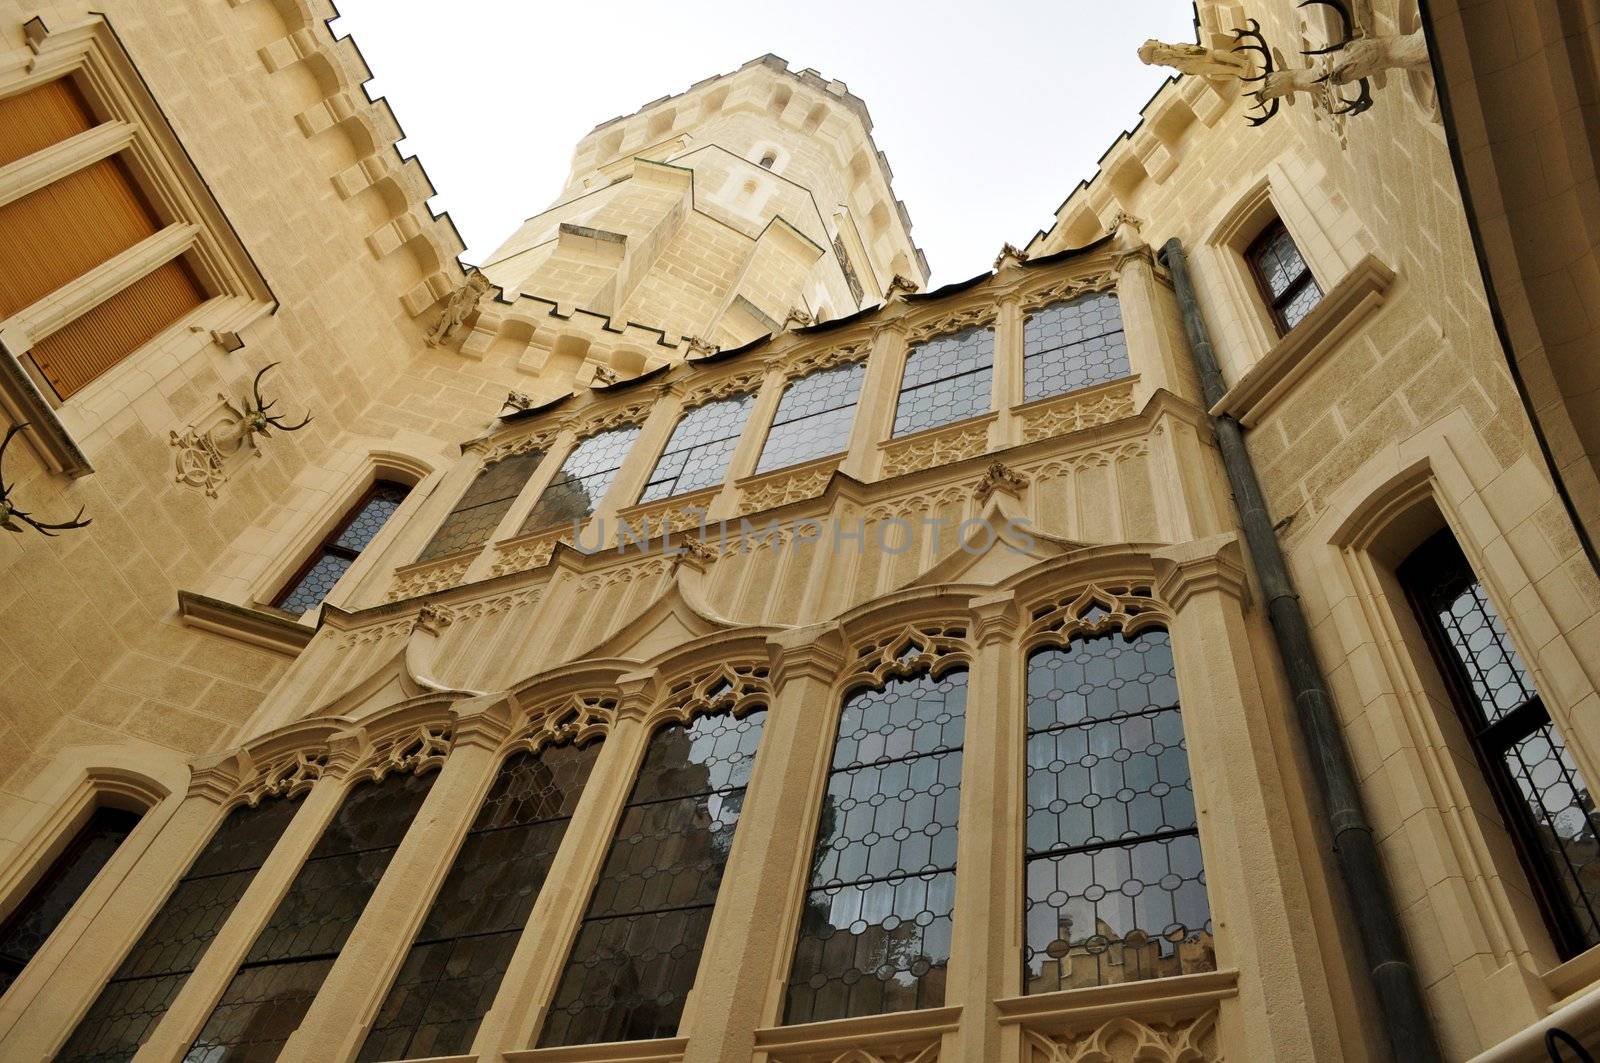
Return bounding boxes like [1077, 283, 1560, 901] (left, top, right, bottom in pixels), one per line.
[1233, 20, 1281, 127]
[0, 424, 91, 537]
[242, 363, 312, 437]
[1298, 0, 1374, 115]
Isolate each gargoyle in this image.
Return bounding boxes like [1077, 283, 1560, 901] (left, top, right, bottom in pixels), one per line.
[425, 268, 493, 348]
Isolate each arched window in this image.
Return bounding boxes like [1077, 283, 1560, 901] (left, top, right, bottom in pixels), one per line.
[892, 326, 994, 437]
[1022, 292, 1130, 402]
[58, 794, 303, 1061]
[421, 450, 545, 562]
[358, 739, 603, 1061]
[0, 806, 141, 995]
[638, 393, 756, 503]
[539, 707, 766, 1047]
[187, 763, 439, 1058]
[753, 360, 866, 474]
[783, 668, 966, 1023]
[274, 480, 410, 613]
[1023, 628, 1213, 992]
[1399, 530, 1600, 956]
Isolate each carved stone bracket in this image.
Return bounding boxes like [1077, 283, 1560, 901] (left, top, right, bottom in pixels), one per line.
[975, 461, 1030, 504]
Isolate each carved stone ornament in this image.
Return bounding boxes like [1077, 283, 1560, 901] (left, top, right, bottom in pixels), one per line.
[683, 334, 719, 358]
[975, 460, 1029, 502]
[359, 722, 453, 781]
[1137, 38, 1254, 80]
[501, 390, 537, 415]
[673, 535, 718, 568]
[519, 693, 617, 753]
[1022, 1010, 1219, 1063]
[413, 602, 455, 635]
[1020, 271, 1117, 313]
[783, 306, 814, 329]
[682, 367, 764, 407]
[480, 426, 558, 467]
[169, 364, 313, 497]
[851, 622, 971, 690]
[1024, 581, 1170, 647]
[568, 397, 653, 437]
[1020, 384, 1138, 443]
[425, 267, 493, 348]
[659, 661, 771, 725]
[779, 339, 869, 380]
[387, 555, 472, 601]
[881, 419, 991, 478]
[905, 305, 996, 344]
[738, 461, 838, 514]
[994, 242, 1029, 271]
[589, 363, 619, 386]
[242, 749, 327, 806]
[885, 274, 920, 299]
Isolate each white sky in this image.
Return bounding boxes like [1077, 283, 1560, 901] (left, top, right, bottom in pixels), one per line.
[329, 0, 1198, 287]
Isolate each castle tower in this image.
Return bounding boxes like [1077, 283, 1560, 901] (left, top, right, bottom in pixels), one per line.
[480, 55, 927, 349]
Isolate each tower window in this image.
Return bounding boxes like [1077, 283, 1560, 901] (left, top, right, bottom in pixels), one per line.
[1023, 292, 1130, 402]
[638, 392, 756, 503]
[420, 450, 545, 562]
[274, 480, 410, 614]
[759, 151, 777, 170]
[1399, 530, 1600, 957]
[1246, 219, 1322, 334]
[519, 424, 642, 535]
[892, 325, 994, 437]
[0, 806, 141, 996]
[754, 360, 866, 475]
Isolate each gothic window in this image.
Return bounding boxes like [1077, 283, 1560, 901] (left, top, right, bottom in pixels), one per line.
[358, 740, 603, 1061]
[832, 232, 864, 305]
[892, 325, 994, 436]
[419, 450, 543, 562]
[539, 708, 766, 1047]
[187, 769, 437, 1059]
[784, 669, 966, 1024]
[638, 393, 756, 503]
[1023, 630, 1214, 993]
[0, 806, 140, 995]
[1023, 292, 1130, 402]
[519, 424, 642, 535]
[273, 480, 410, 614]
[1399, 530, 1600, 957]
[1247, 219, 1322, 334]
[754, 361, 866, 474]
[57, 795, 302, 1062]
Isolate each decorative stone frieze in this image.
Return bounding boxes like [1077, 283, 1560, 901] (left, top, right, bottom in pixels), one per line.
[388, 554, 473, 600]
[489, 530, 571, 577]
[1020, 383, 1138, 443]
[880, 417, 993, 477]
[517, 693, 618, 754]
[1021, 1011, 1219, 1063]
[1026, 438, 1149, 482]
[1019, 270, 1117, 312]
[737, 459, 840, 514]
[656, 661, 771, 725]
[904, 304, 997, 343]
[777, 339, 871, 379]
[355, 721, 453, 782]
[850, 621, 971, 688]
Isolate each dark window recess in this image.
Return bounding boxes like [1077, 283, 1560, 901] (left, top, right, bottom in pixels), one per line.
[539, 708, 766, 1047]
[187, 770, 437, 1061]
[891, 326, 994, 437]
[519, 425, 641, 535]
[0, 807, 140, 995]
[832, 232, 864, 306]
[57, 796, 302, 1063]
[754, 360, 866, 475]
[1023, 630, 1214, 994]
[420, 450, 544, 563]
[1247, 219, 1322, 334]
[358, 741, 602, 1061]
[1401, 530, 1600, 957]
[274, 480, 410, 614]
[638, 393, 755, 504]
[784, 668, 966, 1024]
[1023, 292, 1131, 403]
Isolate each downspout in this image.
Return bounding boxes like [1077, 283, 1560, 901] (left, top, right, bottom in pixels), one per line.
[1162, 238, 1442, 1063]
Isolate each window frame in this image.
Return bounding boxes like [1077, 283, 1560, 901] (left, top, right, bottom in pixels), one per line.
[637, 391, 756, 505]
[753, 359, 867, 476]
[270, 479, 411, 615]
[890, 323, 996, 438]
[1245, 218, 1321, 336]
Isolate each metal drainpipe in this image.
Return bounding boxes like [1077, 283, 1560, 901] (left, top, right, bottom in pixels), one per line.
[1161, 238, 1442, 1063]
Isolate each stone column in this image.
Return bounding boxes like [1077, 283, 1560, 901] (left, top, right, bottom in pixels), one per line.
[1151, 534, 1346, 1062]
[990, 298, 1025, 450]
[0, 759, 241, 1057]
[469, 673, 657, 1055]
[1115, 240, 1194, 406]
[679, 625, 850, 1063]
[944, 595, 1025, 1061]
[591, 390, 687, 543]
[278, 698, 516, 1061]
[840, 326, 905, 480]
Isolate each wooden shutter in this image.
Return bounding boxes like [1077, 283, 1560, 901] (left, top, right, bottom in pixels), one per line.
[0, 77, 96, 169]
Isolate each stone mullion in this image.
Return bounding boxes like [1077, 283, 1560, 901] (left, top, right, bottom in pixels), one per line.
[0, 763, 241, 1058]
[990, 299, 1024, 450]
[130, 743, 362, 1063]
[717, 368, 786, 499]
[1116, 241, 1192, 406]
[279, 699, 516, 1061]
[592, 391, 687, 541]
[469, 676, 656, 1055]
[678, 625, 850, 1063]
[839, 327, 903, 481]
[945, 596, 1024, 1061]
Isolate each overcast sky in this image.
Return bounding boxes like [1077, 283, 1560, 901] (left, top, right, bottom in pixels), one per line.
[330, 1, 1198, 287]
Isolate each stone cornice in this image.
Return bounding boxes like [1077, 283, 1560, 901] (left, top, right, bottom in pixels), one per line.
[1151, 534, 1250, 613]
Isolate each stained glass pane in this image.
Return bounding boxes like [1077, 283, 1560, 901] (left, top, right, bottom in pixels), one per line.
[276, 481, 411, 614]
[187, 771, 436, 1061]
[1022, 293, 1130, 403]
[332, 483, 409, 552]
[420, 451, 543, 562]
[639, 393, 756, 503]
[1279, 277, 1323, 330]
[755, 361, 866, 474]
[521, 425, 641, 535]
[1249, 221, 1322, 332]
[276, 554, 352, 616]
[57, 797, 302, 1063]
[892, 326, 993, 437]
[539, 710, 765, 1047]
[784, 669, 966, 1024]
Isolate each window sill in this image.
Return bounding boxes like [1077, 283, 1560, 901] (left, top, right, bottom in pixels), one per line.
[176, 590, 313, 657]
[1211, 253, 1396, 428]
[995, 966, 1239, 1027]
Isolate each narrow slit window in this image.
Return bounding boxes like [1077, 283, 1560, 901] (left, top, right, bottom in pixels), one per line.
[892, 326, 993, 437]
[419, 450, 544, 562]
[1023, 292, 1130, 402]
[639, 393, 756, 503]
[754, 360, 866, 474]
[273, 480, 410, 614]
[1246, 219, 1322, 334]
[520, 424, 642, 535]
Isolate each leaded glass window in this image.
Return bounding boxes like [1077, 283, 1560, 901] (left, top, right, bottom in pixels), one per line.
[187, 769, 437, 1060]
[1400, 530, 1600, 957]
[57, 796, 302, 1063]
[274, 481, 410, 614]
[358, 741, 602, 1061]
[754, 361, 865, 474]
[519, 425, 641, 535]
[0, 807, 140, 996]
[892, 326, 993, 436]
[539, 708, 766, 1047]
[419, 451, 543, 562]
[1023, 292, 1130, 403]
[639, 393, 756, 503]
[1024, 630, 1214, 993]
[1247, 220, 1322, 334]
[784, 669, 966, 1024]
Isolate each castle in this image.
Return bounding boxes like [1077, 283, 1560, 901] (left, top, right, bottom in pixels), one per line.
[1, 1, 1598, 1060]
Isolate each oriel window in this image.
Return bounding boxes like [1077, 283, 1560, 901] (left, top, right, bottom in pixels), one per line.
[419, 450, 544, 562]
[519, 424, 641, 535]
[273, 480, 409, 614]
[638, 392, 756, 503]
[1246, 219, 1322, 334]
[1400, 530, 1600, 957]
[754, 360, 866, 474]
[1023, 292, 1130, 402]
[892, 325, 993, 436]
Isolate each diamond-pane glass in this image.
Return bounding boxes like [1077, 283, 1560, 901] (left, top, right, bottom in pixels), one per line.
[58, 797, 302, 1063]
[892, 327, 993, 436]
[1248, 221, 1322, 332]
[332, 483, 408, 551]
[421, 451, 543, 562]
[359, 742, 602, 1061]
[187, 771, 436, 1061]
[639, 393, 756, 503]
[755, 361, 866, 474]
[1023, 632, 1215, 994]
[521, 425, 641, 534]
[0, 807, 140, 996]
[276, 481, 411, 614]
[540, 709, 766, 1047]
[1023, 293, 1130, 402]
[277, 554, 352, 616]
[784, 669, 966, 1024]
